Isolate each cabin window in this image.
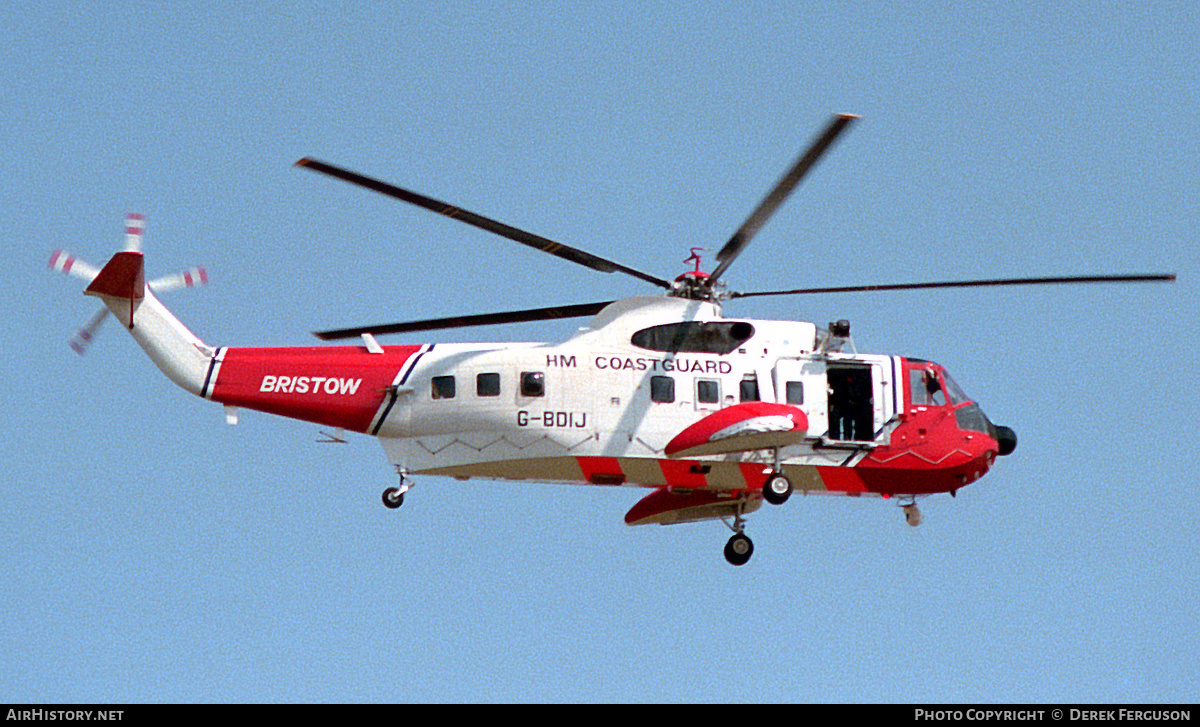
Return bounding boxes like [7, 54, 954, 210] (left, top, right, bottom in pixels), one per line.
[431, 375, 456, 400]
[785, 381, 804, 405]
[520, 371, 545, 397]
[650, 376, 675, 403]
[630, 321, 755, 355]
[739, 375, 760, 402]
[696, 379, 720, 404]
[476, 372, 500, 397]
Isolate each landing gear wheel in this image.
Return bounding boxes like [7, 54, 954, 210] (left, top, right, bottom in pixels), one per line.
[724, 533, 754, 566]
[903, 503, 922, 527]
[763, 473, 793, 505]
[382, 487, 405, 509]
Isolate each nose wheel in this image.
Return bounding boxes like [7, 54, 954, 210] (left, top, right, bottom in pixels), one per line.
[382, 487, 405, 509]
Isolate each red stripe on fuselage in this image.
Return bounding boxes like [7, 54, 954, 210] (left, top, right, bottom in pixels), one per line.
[817, 466, 869, 494]
[209, 345, 424, 433]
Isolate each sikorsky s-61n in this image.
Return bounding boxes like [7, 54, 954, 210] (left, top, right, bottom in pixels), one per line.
[53, 114, 1174, 565]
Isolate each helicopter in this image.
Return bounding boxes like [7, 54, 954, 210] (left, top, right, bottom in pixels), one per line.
[54, 114, 1174, 565]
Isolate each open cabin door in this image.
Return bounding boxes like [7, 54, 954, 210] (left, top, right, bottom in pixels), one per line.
[825, 359, 893, 444]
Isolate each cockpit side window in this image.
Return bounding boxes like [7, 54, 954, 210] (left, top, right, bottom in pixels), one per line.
[909, 368, 946, 407]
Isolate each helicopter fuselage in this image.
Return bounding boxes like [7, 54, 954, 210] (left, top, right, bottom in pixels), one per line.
[203, 296, 1003, 502]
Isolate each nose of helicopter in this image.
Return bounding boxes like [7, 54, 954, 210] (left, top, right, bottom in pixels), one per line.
[994, 424, 1017, 456]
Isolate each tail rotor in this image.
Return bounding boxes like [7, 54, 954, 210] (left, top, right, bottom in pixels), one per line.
[50, 214, 208, 355]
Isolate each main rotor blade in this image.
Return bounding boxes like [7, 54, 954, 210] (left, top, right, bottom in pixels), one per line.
[313, 300, 616, 340]
[707, 113, 859, 287]
[295, 158, 671, 289]
[731, 273, 1177, 299]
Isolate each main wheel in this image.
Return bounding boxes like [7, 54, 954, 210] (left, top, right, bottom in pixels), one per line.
[382, 487, 405, 509]
[723, 533, 754, 566]
[763, 473, 793, 505]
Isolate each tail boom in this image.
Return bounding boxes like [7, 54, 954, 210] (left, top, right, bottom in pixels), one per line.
[204, 345, 427, 432]
[79, 250, 430, 433]
[85, 251, 211, 395]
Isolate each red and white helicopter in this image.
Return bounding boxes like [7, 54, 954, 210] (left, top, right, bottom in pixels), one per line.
[53, 114, 1174, 565]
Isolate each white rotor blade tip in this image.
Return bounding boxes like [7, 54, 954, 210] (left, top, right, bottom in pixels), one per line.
[185, 266, 208, 287]
[124, 213, 145, 252]
[48, 249, 99, 281]
[149, 266, 210, 293]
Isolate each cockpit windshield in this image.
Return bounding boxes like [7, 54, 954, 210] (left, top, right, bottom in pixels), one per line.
[941, 370, 969, 405]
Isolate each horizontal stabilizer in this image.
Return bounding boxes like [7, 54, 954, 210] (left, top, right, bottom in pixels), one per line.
[625, 488, 762, 526]
[664, 401, 808, 458]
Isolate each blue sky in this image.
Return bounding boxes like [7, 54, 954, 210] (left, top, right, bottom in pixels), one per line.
[2, 2, 1196, 702]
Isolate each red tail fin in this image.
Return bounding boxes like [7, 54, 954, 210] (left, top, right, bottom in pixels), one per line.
[85, 251, 145, 328]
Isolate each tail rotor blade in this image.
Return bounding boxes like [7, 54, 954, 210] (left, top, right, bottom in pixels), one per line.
[48, 250, 100, 282]
[69, 308, 110, 355]
[124, 213, 145, 252]
[149, 266, 209, 293]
